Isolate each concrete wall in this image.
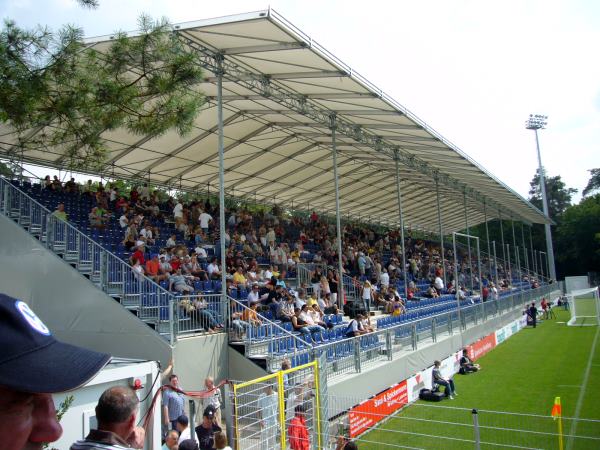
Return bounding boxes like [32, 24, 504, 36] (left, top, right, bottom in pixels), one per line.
[228, 348, 268, 382]
[0, 214, 172, 365]
[172, 333, 229, 390]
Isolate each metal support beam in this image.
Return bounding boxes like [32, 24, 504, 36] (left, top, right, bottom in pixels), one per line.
[394, 150, 408, 299]
[330, 115, 345, 310]
[511, 218, 518, 280]
[520, 222, 529, 278]
[529, 225, 536, 277]
[217, 56, 227, 307]
[464, 191, 473, 291]
[499, 211, 506, 275]
[435, 178, 446, 287]
[484, 201, 491, 283]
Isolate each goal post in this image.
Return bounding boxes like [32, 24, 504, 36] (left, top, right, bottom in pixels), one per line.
[567, 287, 600, 327]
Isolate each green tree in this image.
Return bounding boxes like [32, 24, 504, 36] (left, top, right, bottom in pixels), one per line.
[0, 13, 205, 169]
[528, 167, 577, 219]
[582, 168, 600, 197]
[555, 194, 600, 276]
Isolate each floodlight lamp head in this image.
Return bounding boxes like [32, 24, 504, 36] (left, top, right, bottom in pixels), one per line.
[525, 114, 548, 130]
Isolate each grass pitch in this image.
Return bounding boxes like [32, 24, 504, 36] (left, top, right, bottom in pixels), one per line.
[358, 309, 600, 450]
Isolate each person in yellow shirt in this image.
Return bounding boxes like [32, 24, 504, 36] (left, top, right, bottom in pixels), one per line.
[232, 266, 248, 288]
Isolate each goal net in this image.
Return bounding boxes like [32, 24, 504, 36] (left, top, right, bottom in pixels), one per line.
[567, 287, 600, 327]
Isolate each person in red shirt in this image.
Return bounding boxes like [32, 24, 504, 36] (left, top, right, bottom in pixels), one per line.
[130, 244, 145, 266]
[288, 404, 309, 450]
[170, 255, 181, 272]
[145, 254, 168, 282]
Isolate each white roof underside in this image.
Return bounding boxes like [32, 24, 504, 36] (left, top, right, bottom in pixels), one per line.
[0, 9, 549, 233]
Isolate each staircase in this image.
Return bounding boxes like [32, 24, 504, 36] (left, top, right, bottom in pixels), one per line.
[0, 178, 223, 342]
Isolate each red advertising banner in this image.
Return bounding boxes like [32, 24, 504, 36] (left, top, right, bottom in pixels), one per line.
[467, 332, 496, 361]
[348, 380, 408, 437]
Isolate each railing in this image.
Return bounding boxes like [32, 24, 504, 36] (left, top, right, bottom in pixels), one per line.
[262, 284, 557, 379]
[0, 178, 226, 344]
[228, 297, 310, 370]
[296, 262, 327, 295]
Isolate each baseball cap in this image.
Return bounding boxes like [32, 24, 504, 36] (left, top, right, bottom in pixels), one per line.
[204, 405, 216, 418]
[0, 293, 111, 393]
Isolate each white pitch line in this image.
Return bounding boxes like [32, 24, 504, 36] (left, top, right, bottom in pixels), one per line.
[557, 385, 581, 388]
[566, 326, 599, 450]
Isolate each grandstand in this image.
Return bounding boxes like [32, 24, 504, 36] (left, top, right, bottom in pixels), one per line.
[0, 8, 565, 450]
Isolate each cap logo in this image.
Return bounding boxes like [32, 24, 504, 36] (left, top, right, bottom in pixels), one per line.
[16, 301, 51, 336]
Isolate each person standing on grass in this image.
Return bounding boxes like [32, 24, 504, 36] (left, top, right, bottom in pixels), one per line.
[432, 360, 456, 399]
[528, 302, 538, 328]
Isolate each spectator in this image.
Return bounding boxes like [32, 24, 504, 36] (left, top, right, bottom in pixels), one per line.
[162, 430, 179, 450]
[195, 406, 221, 450]
[528, 302, 538, 328]
[189, 297, 221, 333]
[360, 280, 374, 312]
[241, 301, 262, 326]
[345, 314, 367, 338]
[459, 348, 480, 374]
[336, 436, 359, 450]
[202, 377, 222, 426]
[276, 293, 296, 322]
[292, 306, 324, 344]
[146, 254, 168, 282]
[170, 269, 194, 294]
[257, 384, 279, 449]
[89, 206, 107, 230]
[434, 275, 444, 293]
[179, 439, 199, 450]
[176, 415, 196, 444]
[288, 404, 309, 450]
[232, 266, 248, 288]
[163, 375, 185, 431]
[432, 360, 456, 399]
[207, 258, 221, 280]
[199, 209, 213, 233]
[70, 386, 145, 449]
[0, 293, 110, 450]
[52, 203, 68, 221]
[214, 431, 232, 450]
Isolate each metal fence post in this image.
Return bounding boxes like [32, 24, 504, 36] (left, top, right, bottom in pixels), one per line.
[189, 399, 196, 435]
[385, 329, 393, 361]
[432, 317, 437, 342]
[472, 409, 481, 450]
[169, 297, 176, 346]
[354, 338, 361, 373]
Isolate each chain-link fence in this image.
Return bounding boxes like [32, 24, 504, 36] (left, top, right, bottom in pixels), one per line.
[231, 361, 322, 450]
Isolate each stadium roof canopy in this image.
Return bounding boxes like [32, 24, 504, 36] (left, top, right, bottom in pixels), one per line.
[0, 9, 550, 233]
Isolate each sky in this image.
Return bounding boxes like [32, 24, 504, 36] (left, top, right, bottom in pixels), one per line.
[1, 0, 599, 202]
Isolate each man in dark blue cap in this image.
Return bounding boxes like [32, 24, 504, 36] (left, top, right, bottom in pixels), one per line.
[0, 293, 111, 450]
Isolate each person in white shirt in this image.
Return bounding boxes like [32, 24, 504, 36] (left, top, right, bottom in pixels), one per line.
[434, 276, 444, 292]
[194, 246, 208, 259]
[119, 213, 129, 229]
[201, 377, 222, 426]
[166, 235, 177, 248]
[199, 211, 213, 232]
[257, 384, 278, 450]
[140, 183, 150, 201]
[207, 258, 221, 280]
[380, 269, 390, 289]
[173, 201, 183, 220]
[247, 284, 260, 303]
[175, 415, 197, 444]
[264, 266, 273, 280]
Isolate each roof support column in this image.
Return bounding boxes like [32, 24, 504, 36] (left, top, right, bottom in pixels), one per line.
[492, 240, 499, 286]
[435, 177, 446, 287]
[330, 114, 345, 310]
[484, 201, 491, 284]
[394, 150, 408, 300]
[499, 210, 506, 279]
[529, 225, 537, 277]
[511, 218, 520, 284]
[216, 55, 227, 306]
[521, 222, 529, 279]
[463, 191, 473, 291]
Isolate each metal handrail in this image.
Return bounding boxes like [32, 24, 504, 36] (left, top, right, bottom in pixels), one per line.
[228, 297, 310, 359]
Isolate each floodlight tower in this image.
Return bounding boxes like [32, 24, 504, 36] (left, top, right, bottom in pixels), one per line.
[525, 114, 556, 281]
